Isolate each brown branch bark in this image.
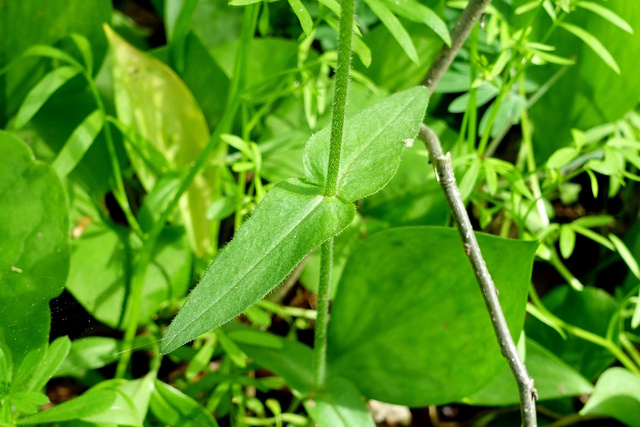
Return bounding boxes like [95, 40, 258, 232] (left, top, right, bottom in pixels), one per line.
[418, 125, 538, 427]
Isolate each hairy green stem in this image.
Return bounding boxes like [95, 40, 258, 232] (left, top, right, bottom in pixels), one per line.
[314, 240, 333, 388]
[324, 0, 356, 197]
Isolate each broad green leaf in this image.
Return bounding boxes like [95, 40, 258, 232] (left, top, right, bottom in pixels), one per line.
[378, 0, 450, 46]
[149, 379, 219, 427]
[0, 132, 69, 365]
[65, 222, 191, 329]
[364, 0, 419, 64]
[464, 338, 593, 405]
[559, 23, 620, 74]
[105, 24, 215, 257]
[360, 123, 452, 226]
[303, 86, 429, 202]
[581, 367, 640, 426]
[526, 285, 618, 379]
[13, 66, 81, 129]
[52, 109, 105, 178]
[161, 179, 355, 354]
[228, 327, 314, 396]
[327, 227, 537, 405]
[287, 0, 314, 35]
[303, 377, 375, 427]
[16, 390, 117, 424]
[577, 1, 633, 34]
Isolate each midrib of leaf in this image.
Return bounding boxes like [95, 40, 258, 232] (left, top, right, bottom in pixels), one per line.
[165, 194, 326, 343]
[337, 93, 418, 189]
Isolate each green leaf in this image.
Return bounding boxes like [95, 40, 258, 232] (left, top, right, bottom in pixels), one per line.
[360, 127, 451, 227]
[610, 234, 640, 279]
[13, 66, 81, 129]
[559, 225, 576, 259]
[577, 1, 634, 34]
[167, 0, 199, 73]
[581, 367, 640, 426]
[0, 0, 112, 119]
[26, 336, 71, 392]
[65, 222, 191, 329]
[303, 377, 375, 427]
[229, 0, 262, 5]
[149, 379, 219, 427]
[161, 179, 355, 354]
[16, 390, 117, 424]
[69, 33, 94, 74]
[526, 285, 618, 379]
[303, 86, 429, 202]
[105, 24, 215, 257]
[522, 0, 640, 160]
[287, 0, 314, 35]
[228, 327, 314, 396]
[55, 337, 120, 378]
[458, 156, 482, 201]
[52, 109, 105, 178]
[0, 132, 69, 365]
[546, 146, 579, 169]
[327, 227, 537, 405]
[364, 0, 419, 64]
[464, 338, 593, 405]
[559, 23, 620, 74]
[378, 0, 450, 46]
[82, 376, 154, 426]
[10, 347, 46, 394]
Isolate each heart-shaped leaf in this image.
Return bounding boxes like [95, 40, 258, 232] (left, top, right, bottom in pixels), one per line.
[0, 132, 69, 365]
[327, 227, 536, 406]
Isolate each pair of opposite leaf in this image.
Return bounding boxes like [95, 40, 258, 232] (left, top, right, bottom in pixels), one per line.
[161, 86, 430, 354]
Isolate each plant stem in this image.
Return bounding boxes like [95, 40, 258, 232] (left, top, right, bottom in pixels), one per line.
[418, 125, 538, 427]
[313, 240, 333, 388]
[529, 285, 640, 375]
[312, 0, 356, 390]
[86, 77, 143, 237]
[324, 0, 356, 197]
[422, 0, 492, 92]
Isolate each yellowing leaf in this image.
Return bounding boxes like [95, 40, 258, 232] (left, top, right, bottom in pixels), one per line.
[105, 25, 215, 257]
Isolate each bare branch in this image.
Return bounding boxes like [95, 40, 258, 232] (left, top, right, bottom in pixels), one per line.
[418, 124, 538, 427]
[422, 0, 492, 92]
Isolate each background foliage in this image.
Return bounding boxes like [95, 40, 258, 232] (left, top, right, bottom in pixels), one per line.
[2, 0, 640, 426]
